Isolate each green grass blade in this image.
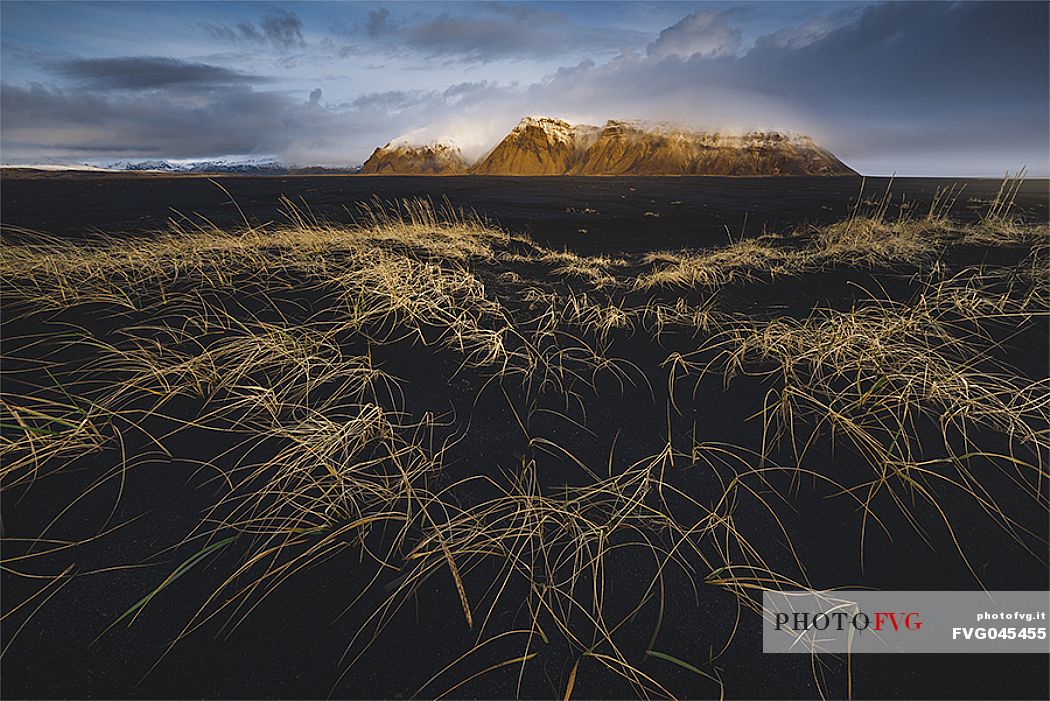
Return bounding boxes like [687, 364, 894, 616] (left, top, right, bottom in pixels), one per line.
[1, 422, 66, 436]
[646, 649, 707, 677]
[100, 535, 237, 637]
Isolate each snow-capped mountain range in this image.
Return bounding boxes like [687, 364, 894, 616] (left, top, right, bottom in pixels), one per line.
[107, 159, 290, 173]
[361, 116, 856, 176]
[2, 159, 360, 174]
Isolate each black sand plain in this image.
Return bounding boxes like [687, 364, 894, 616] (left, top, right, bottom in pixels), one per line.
[1, 173, 1048, 700]
[3, 171, 1048, 251]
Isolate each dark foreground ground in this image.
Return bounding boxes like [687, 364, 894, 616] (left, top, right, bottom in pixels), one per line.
[2, 171, 1048, 252]
[1, 174, 1048, 701]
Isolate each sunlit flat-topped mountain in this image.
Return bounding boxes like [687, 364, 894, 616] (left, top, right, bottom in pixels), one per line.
[359, 141, 469, 175]
[360, 116, 857, 176]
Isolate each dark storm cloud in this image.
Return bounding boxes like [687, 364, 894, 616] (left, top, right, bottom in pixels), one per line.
[204, 9, 306, 50]
[0, 82, 290, 156]
[610, 0, 1046, 108]
[344, 4, 646, 62]
[737, 1, 1047, 108]
[54, 56, 270, 91]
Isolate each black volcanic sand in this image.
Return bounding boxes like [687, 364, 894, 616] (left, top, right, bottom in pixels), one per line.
[1, 176, 1048, 700]
[2, 172, 1048, 253]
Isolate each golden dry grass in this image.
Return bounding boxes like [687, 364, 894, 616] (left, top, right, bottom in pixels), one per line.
[1, 181, 1047, 698]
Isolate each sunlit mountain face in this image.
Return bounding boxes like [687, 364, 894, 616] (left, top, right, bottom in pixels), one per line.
[360, 116, 856, 176]
[1, 1, 1047, 176]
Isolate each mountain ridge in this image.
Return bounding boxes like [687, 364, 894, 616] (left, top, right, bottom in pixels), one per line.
[363, 116, 856, 176]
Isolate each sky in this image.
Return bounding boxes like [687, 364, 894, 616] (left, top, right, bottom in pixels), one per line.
[1, 0, 1047, 176]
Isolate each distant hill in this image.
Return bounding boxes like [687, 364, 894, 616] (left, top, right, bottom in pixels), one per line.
[362, 116, 856, 176]
[1, 159, 369, 175]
